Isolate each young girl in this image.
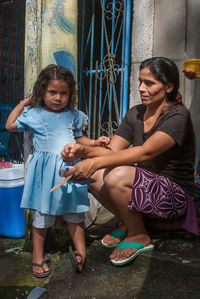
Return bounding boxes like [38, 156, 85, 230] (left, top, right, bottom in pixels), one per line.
[6, 64, 109, 277]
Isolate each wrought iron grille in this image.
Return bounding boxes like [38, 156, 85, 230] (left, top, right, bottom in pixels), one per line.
[0, 0, 25, 162]
[78, 0, 132, 138]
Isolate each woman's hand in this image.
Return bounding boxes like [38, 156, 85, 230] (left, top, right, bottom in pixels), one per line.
[62, 158, 98, 180]
[61, 143, 85, 162]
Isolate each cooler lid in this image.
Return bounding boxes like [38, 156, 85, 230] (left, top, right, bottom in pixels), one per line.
[0, 164, 24, 181]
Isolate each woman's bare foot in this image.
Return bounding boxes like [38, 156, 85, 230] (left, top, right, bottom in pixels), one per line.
[109, 233, 151, 261]
[102, 223, 127, 247]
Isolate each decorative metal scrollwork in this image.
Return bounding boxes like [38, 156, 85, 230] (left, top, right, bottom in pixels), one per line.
[105, 0, 124, 20]
[97, 54, 119, 83]
[100, 121, 118, 136]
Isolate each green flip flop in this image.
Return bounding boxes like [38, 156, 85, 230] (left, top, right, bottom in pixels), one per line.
[110, 241, 154, 266]
[101, 229, 127, 248]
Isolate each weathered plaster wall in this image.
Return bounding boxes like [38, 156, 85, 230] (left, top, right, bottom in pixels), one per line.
[24, 0, 78, 95]
[153, 0, 186, 106]
[130, 0, 154, 107]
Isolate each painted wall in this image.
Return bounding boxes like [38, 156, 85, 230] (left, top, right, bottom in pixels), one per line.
[24, 0, 77, 95]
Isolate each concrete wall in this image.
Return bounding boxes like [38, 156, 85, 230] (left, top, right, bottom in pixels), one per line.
[153, 0, 187, 106]
[130, 0, 200, 142]
[130, 0, 154, 107]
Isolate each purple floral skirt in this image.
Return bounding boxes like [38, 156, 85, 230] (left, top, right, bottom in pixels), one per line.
[128, 167, 198, 235]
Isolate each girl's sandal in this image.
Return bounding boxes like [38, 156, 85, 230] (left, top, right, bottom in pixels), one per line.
[69, 245, 86, 273]
[32, 257, 51, 278]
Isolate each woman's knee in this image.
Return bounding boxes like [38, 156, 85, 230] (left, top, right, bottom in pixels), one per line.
[88, 169, 105, 195]
[104, 166, 135, 190]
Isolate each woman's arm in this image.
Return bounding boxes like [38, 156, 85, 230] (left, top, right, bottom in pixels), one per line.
[62, 135, 130, 162]
[61, 131, 175, 180]
[6, 97, 32, 132]
[94, 131, 175, 169]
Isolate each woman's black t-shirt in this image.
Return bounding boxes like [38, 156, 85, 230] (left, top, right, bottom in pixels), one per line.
[115, 104, 195, 195]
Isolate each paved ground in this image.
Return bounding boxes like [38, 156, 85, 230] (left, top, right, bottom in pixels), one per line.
[0, 207, 200, 299]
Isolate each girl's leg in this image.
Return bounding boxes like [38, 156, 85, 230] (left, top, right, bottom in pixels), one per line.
[67, 222, 86, 272]
[32, 226, 49, 274]
[32, 211, 55, 275]
[103, 166, 150, 260]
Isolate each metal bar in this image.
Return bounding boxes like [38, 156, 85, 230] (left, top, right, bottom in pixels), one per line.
[83, 23, 92, 63]
[20, 33, 25, 99]
[85, 67, 122, 76]
[88, 1, 95, 138]
[6, 8, 11, 101]
[114, 20, 123, 56]
[0, 6, 5, 100]
[122, 0, 131, 118]
[13, 7, 20, 103]
[108, 0, 116, 131]
[92, 61, 98, 138]
[101, 89, 108, 120]
[100, 0, 111, 56]
[111, 80, 120, 126]
[79, 0, 85, 108]
[120, 1, 126, 120]
[82, 85, 89, 116]
[98, 0, 106, 136]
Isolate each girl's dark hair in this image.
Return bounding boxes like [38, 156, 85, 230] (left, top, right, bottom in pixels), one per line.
[29, 64, 76, 109]
[140, 57, 180, 103]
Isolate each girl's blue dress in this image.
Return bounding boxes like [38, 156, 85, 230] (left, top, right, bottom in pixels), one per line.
[16, 106, 89, 215]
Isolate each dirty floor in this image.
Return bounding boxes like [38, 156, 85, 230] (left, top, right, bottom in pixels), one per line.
[0, 207, 200, 299]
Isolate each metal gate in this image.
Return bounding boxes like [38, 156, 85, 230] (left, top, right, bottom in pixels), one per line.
[0, 1, 25, 162]
[0, 0, 25, 104]
[78, 0, 132, 138]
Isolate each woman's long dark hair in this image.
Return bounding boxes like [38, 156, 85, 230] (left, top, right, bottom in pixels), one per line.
[29, 64, 76, 109]
[140, 57, 180, 102]
[140, 57, 182, 127]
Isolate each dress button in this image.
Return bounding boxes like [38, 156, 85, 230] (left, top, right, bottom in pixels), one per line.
[44, 123, 48, 126]
[57, 114, 60, 118]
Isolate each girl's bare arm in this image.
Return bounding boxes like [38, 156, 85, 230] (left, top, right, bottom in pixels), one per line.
[6, 98, 31, 132]
[76, 135, 110, 147]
